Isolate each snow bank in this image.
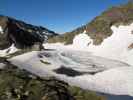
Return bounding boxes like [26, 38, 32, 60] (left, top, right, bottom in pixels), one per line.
[73, 30, 91, 48]
[56, 67, 133, 96]
[0, 44, 19, 57]
[85, 23, 133, 65]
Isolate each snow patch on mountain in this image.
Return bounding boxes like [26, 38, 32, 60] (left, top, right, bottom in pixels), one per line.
[45, 23, 133, 65]
[73, 30, 91, 48]
[83, 23, 133, 65]
[0, 44, 19, 57]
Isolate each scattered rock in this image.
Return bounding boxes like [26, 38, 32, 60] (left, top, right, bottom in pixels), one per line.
[53, 66, 84, 77]
[128, 43, 133, 50]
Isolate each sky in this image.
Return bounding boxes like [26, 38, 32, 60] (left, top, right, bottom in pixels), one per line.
[0, 0, 128, 33]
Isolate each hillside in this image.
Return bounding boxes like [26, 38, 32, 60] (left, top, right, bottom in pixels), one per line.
[48, 2, 133, 45]
[0, 58, 106, 100]
[0, 15, 58, 50]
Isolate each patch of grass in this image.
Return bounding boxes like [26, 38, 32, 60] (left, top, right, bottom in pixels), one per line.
[0, 62, 106, 100]
[40, 60, 51, 65]
[69, 86, 106, 100]
[0, 64, 73, 100]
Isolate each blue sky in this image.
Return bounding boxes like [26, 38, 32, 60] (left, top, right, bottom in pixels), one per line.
[0, 0, 128, 33]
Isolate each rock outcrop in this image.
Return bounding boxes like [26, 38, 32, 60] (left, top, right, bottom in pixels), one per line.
[0, 15, 58, 50]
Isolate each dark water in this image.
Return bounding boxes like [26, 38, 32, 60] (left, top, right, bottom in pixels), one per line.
[99, 93, 133, 100]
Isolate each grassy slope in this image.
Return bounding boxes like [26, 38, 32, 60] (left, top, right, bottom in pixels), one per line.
[0, 59, 106, 100]
[48, 2, 133, 45]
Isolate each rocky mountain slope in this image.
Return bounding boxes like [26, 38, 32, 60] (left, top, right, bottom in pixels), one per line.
[0, 15, 58, 50]
[48, 2, 133, 45]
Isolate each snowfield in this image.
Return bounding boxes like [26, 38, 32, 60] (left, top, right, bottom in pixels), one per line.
[45, 23, 133, 66]
[3, 23, 133, 97]
[8, 49, 133, 96]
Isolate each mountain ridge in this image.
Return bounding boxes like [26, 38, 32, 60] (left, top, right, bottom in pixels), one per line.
[48, 2, 133, 45]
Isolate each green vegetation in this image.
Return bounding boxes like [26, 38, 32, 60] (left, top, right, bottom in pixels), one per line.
[0, 62, 106, 100]
[48, 2, 133, 45]
[0, 64, 72, 100]
[40, 60, 51, 65]
[69, 86, 106, 100]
